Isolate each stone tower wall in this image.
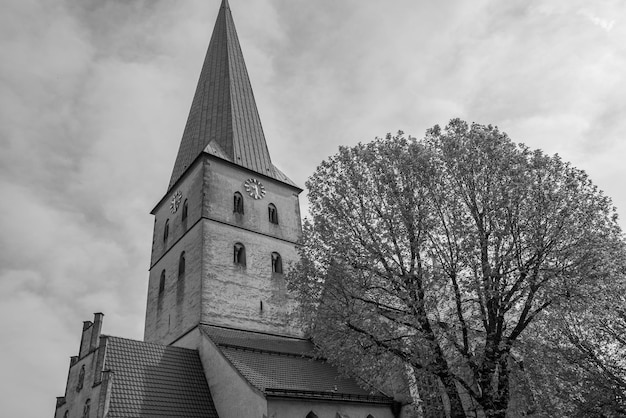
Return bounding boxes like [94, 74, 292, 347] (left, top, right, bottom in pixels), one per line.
[202, 158, 302, 242]
[145, 159, 205, 344]
[144, 221, 203, 344]
[200, 219, 301, 336]
[150, 160, 204, 267]
[199, 157, 302, 336]
[145, 155, 303, 344]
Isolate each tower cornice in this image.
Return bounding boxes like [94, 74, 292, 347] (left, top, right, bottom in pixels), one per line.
[152, 152, 302, 215]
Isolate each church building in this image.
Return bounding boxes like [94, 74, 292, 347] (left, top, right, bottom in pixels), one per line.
[53, 1, 406, 417]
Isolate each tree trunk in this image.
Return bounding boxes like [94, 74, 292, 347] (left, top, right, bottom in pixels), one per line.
[483, 400, 509, 418]
[440, 374, 467, 418]
[489, 357, 512, 418]
[483, 406, 507, 418]
[480, 355, 511, 418]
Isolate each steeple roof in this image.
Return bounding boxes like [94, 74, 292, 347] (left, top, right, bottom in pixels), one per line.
[169, 0, 296, 189]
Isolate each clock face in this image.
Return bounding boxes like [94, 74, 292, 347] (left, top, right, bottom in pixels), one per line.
[244, 178, 266, 200]
[170, 190, 182, 213]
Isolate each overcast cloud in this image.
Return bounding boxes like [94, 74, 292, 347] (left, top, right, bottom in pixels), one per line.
[1, 0, 624, 416]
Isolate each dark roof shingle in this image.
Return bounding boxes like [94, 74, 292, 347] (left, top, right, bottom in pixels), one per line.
[200, 325, 392, 403]
[103, 337, 219, 418]
[169, 0, 298, 190]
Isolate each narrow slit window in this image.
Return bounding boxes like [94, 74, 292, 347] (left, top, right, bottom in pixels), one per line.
[159, 270, 166, 294]
[83, 399, 90, 418]
[234, 243, 246, 266]
[233, 192, 244, 214]
[179, 252, 186, 278]
[271, 252, 283, 274]
[182, 199, 188, 222]
[163, 219, 169, 241]
[268, 203, 278, 224]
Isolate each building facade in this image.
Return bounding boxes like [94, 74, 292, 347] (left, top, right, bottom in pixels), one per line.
[54, 1, 407, 417]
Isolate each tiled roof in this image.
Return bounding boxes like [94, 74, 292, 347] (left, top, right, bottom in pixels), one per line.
[169, 0, 297, 190]
[103, 336, 218, 417]
[200, 325, 392, 403]
[201, 324, 315, 356]
[221, 347, 373, 395]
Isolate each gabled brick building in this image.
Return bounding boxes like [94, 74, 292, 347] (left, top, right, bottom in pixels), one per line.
[54, 1, 406, 417]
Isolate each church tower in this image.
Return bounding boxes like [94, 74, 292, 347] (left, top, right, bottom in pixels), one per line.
[54, 3, 402, 416]
[144, 0, 303, 345]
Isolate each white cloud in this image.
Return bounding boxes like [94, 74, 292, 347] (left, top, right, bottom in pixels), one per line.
[578, 8, 615, 32]
[1, 0, 625, 416]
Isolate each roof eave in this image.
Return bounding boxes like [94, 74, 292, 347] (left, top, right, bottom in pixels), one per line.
[264, 388, 395, 404]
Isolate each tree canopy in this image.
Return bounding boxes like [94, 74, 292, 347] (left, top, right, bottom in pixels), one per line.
[288, 119, 625, 418]
[522, 272, 626, 416]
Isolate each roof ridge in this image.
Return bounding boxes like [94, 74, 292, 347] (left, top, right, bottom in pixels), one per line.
[103, 335, 198, 353]
[217, 342, 317, 359]
[200, 323, 310, 341]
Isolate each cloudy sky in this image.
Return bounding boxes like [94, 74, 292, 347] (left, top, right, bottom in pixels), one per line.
[1, 0, 624, 416]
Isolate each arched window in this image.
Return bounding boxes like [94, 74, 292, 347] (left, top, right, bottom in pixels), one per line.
[268, 203, 278, 224]
[367, 415, 375, 418]
[64, 411, 69, 418]
[178, 252, 186, 278]
[82, 399, 90, 418]
[271, 252, 282, 274]
[233, 192, 244, 214]
[159, 270, 166, 294]
[182, 199, 188, 222]
[234, 243, 246, 266]
[163, 219, 170, 241]
[305, 412, 318, 418]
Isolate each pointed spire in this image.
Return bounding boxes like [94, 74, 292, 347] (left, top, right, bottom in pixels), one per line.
[169, 0, 293, 189]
